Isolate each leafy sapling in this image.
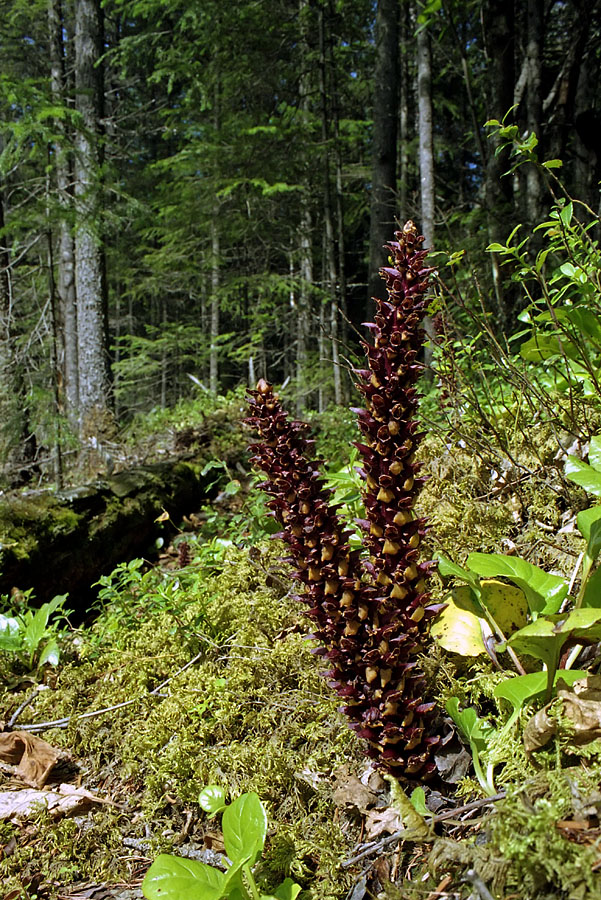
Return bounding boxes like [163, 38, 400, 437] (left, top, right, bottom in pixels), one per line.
[142, 787, 301, 900]
[0, 592, 70, 670]
[435, 449, 601, 761]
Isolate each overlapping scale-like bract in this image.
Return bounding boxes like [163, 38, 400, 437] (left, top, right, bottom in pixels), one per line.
[246, 222, 440, 779]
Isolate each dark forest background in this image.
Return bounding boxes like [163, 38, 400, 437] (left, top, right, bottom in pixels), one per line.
[1, 0, 600, 482]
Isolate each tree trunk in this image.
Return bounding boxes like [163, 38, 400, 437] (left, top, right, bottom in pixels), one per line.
[398, 1, 410, 224]
[417, 16, 434, 249]
[74, 0, 111, 439]
[48, 0, 78, 427]
[296, 196, 312, 415]
[524, 0, 544, 227]
[482, 0, 515, 327]
[296, 0, 313, 414]
[367, 0, 399, 309]
[0, 461, 219, 612]
[318, 5, 342, 407]
[210, 218, 220, 394]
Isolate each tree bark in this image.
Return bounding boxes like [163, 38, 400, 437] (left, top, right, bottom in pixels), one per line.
[524, 0, 544, 227]
[210, 218, 220, 394]
[367, 0, 399, 309]
[416, 8, 435, 375]
[417, 17, 434, 249]
[482, 0, 515, 326]
[48, 0, 79, 427]
[318, 5, 342, 407]
[74, 0, 111, 438]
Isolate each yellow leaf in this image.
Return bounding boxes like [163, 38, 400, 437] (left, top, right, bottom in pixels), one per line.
[480, 578, 528, 635]
[431, 586, 487, 656]
[431, 579, 528, 657]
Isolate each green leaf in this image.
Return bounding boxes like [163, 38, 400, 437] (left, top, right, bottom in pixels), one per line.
[198, 785, 227, 817]
[409, 787, 430, 818]
[505, 619, 562, 672]
[565, 456, 601, 496]
[37, 639, 60, 668]
[582, 565, 601, 608]
[466, 553, 567, 616]
[589, 436, 601, 472]
[436, 555, 479, 590]
[0, 614, 22, 651]
[560, 201, 573, 227]
[222, 792, 267, 866]
[272, 878, 302, 900]
[577, 506, 601, 564]
[445, 699, 495, 753]
[22, 606, 50, 657]
[142, 854, 225, 900]
[556, 606, 601, 640]
[542, 158, 563, 169]
[494, 669, 588, 712]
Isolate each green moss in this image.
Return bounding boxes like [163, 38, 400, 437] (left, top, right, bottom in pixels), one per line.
[490, 772, 601, 899]
[0, 542, 362, 898]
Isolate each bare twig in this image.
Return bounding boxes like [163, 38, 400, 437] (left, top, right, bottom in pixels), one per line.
[7, 684, 50, 729]
[342, 792, 506, 867]
[14, 651, 205, 734]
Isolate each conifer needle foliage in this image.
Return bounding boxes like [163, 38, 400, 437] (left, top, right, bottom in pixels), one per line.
[247, 222, 441, 779]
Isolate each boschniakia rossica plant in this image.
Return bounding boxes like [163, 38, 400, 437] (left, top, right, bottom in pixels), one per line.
[246, 222, 441, 779]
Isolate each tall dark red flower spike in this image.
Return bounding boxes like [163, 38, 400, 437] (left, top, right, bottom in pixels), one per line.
[246, 222, 440, 780]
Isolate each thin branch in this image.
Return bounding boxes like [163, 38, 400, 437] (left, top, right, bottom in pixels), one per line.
[15, 650, 205, 734]
[341, 792, 507, 867]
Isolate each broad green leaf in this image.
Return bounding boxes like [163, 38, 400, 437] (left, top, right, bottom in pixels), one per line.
[466, 553, 567, 616]
[520, 334, 569, 362]
[589, 436, 601, 472]
[555, 606, 601, 639]
[198, 785, 227, 817]
[505, 619, 562, 673]
[223, 792, 267, 866]
[565, 456, 601, 496]
[494, 670, 588, 712]
[142, 854, 225, 900]
[436, 555, 479, 590]
[38, 639, 60, 668]
[431, 586, 486, 656]
[577, 506, 601, 564]
[221, 857, 250, 894]
[272, 878, 302, 900]
[542, 158, 563, 169]
[582, 565, 601, 608]
[44, 594, 68, 617]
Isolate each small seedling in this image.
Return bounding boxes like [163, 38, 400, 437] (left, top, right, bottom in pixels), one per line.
[142, 787, 301, 900]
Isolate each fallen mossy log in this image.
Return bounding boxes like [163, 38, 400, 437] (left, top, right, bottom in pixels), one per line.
[0, 461, 215, 611]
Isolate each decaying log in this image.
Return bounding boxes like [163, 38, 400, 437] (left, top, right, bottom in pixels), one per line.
[0, 461, 215, 611]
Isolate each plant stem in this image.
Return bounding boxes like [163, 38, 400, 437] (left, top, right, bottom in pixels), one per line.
[243, 864, 262, 900]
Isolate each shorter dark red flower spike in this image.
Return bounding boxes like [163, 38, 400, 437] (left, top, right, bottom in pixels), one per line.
[246, 379, 366, 654]
[245, 222, 441, 781]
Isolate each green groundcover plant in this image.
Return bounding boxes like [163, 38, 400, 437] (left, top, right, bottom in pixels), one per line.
[142, 787, 300, 900]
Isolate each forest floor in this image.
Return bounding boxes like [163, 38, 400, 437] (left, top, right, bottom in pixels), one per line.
[1, 395, 601, 900]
